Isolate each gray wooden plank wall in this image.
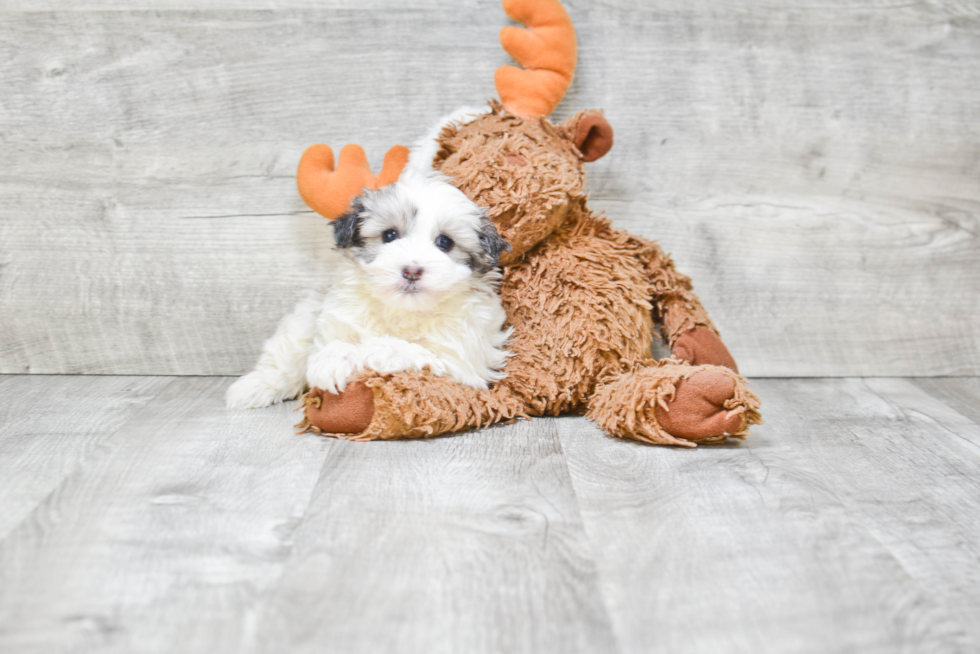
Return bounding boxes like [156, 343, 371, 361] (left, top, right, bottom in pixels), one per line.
[3, 375, 980, 653]
[1, 1, 978, 376]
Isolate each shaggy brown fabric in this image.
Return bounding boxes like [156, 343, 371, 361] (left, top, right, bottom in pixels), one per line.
[587, 360, 762, 447]
[623, 234, 717, 347]
[496, 206, 657, 414]
[301, 102, 762, 446]
[436, 101, 585, 264]
[296, 368, 525, 441]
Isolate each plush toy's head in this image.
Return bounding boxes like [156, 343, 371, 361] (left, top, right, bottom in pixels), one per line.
[431, 0, 613, 264]
[433, 104, 611, 264]
[296, 0, 613, 265]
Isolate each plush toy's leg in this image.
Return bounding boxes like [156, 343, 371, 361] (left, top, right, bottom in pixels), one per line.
[586, 360, 762, 447]
[295, 369, 525, 441]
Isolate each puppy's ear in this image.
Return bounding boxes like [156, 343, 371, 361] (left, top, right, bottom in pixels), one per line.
[471, 218, 511, 274]
[332, 196, 365, 249]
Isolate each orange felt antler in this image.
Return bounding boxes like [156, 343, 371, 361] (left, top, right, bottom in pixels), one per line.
[494, 0, 577, 119]
[296, 143, 410, 220]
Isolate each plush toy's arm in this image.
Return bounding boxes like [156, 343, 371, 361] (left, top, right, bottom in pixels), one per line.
[619, 232, 713, 341]
[621, 231, 740, 372]
[297, 368, 525, 440]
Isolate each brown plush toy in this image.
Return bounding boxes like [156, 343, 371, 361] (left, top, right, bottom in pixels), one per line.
[295, 0, 761, 447]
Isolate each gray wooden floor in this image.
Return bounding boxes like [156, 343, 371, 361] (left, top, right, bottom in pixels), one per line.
[1, 375, 979, 653]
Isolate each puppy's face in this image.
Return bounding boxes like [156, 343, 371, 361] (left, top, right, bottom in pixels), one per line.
[333, 173, 510, 311]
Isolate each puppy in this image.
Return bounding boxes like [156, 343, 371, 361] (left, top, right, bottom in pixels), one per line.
[225, 171, 511, 410]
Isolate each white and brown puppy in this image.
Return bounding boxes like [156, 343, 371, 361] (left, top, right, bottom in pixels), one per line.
[226, 171, 511, 410]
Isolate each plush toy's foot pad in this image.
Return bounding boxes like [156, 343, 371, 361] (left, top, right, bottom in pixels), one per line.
[654, 370, 744, 442]
[296, 382, 375, 435]
[587, 360, 762, 447]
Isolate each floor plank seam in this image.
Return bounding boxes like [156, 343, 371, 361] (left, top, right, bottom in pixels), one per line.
[860, 379, 980, 457]
[241, 408, 336, 641]
[547, 419, 628, 654]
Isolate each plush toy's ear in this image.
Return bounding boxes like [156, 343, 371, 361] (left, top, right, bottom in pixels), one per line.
[559, 110, 614, 162]
[297, 143, 409, 220]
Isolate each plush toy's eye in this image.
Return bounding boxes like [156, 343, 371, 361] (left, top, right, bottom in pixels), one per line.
[382, 229, 399, 243]
[435, 235, 454, 252]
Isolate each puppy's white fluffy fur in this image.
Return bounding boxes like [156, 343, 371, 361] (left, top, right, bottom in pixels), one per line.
[226, 170, 511, 410]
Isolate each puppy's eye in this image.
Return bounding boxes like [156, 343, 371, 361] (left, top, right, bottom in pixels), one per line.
[382, 229, 399, 243]
[435, 235, 454, 252]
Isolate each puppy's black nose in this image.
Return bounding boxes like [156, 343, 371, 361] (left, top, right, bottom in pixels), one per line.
[401, 265, 423, 281]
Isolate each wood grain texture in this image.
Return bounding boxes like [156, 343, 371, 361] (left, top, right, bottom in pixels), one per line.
[4, 0, 980, 14]
[556, 377, 980, 653]
[910, 377, 980, 426]
[0, 376, 616, 653]
[0, 374, 170, 540]
[0, 2, 978, 375]
[250, 417, 616, 654]
[3, 375, 980, 652]
[0, 377, 333, 654]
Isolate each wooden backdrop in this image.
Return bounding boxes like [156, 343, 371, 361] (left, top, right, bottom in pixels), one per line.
[1, 0, 978, 377]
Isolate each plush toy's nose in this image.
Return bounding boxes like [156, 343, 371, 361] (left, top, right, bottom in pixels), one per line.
[504, 151, 528, 167]
[401, 265, 423, 281]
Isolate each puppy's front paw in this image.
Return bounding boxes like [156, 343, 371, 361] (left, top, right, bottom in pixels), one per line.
[359, 337, 445, 376]
[307, 342, 361, 394]
[226, 373, 282, 409]
[360, 339, 411, 372]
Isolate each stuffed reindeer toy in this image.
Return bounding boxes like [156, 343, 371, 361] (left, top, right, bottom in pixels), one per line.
[284, 0, 762, 446]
